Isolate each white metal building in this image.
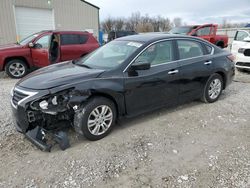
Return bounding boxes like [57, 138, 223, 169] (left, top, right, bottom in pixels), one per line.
[0, 0, 100, 45]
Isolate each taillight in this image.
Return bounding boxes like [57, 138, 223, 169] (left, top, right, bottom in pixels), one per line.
[227, 54, 236, 63]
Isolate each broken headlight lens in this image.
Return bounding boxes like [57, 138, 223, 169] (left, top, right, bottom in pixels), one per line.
[39, 100, 49, 110]
[31, 89, 73, 112]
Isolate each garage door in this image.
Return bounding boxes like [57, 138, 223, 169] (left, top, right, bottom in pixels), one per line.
[15, 7, 55, 40]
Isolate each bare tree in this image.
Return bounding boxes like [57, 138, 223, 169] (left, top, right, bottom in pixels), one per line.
[101, 12, 174, 33]
[136, 23, 154, 32]
[129, 12, 141, 31]
[101, 17, 115, 33]
[114, 18, 124, 31]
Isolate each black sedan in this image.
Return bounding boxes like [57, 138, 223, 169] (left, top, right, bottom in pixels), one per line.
[11, 34, 235, 151]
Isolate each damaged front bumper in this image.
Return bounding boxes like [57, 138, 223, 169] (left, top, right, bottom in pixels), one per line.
[11, 86, 86, 151]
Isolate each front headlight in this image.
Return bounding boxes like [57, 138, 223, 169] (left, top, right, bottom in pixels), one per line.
[238, 48, 245, 54]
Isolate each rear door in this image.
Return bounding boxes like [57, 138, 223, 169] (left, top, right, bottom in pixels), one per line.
[231, 30, 250, 56]
[176, 39, 214, 103]
[124, 40, 180, 116]
[60, 33, 89, 61]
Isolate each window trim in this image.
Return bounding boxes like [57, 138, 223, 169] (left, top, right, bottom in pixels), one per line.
[123, 38, 214, 72]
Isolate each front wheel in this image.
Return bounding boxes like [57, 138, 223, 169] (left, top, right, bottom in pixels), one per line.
[201, 73, 223, 103]
[74, 97, 117, 141]
[5, 59, 28, 78]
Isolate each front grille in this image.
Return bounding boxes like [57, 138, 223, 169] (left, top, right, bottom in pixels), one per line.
[236, 62, 250, 67]
[12, 90, 28, 106]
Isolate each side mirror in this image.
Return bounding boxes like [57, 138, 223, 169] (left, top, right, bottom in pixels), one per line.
[130, 62, 151, 71]
[243, 36, 250, 42]
[34, 43, 43, 49]
[28, 42, 34, 48]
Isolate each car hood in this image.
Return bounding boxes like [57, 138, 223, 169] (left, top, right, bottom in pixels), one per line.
[0, 43, 23, 51]
[17, 61, 105, 90]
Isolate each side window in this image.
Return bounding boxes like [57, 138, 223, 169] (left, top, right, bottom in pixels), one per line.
[196, 27, 211, 36]
[61, 34, 84, 45]
[235, 31, 249, 41]
[134, 40, 174, 66]
[35, 35, 51, 49]
[177, 40, 204, 59]
[79, 35, 88, 44]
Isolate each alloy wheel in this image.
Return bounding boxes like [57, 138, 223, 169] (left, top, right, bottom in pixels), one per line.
[87, 105, 113, 136]
[9, 62, 26, 77]
[208, 78, 222, 100]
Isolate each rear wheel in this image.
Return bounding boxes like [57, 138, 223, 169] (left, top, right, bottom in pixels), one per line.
[5, 59, 28, 78]
[201, 73, 223, 103]
[75, 97, 117, 141]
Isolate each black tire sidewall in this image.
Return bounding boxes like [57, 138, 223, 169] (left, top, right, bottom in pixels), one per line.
[5, 59, 28, 79]
[79, 97, 117, 141]
[204, 74, 223, 103]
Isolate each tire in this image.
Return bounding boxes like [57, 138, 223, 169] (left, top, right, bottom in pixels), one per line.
[201, 73, 223, 103]
[216, 41, 224, 48]
[5, 59, 28, 79]
[74, 97, 117, 141]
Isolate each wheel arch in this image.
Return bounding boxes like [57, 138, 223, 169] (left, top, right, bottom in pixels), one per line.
[215, 71, 226, 89]
[4, 56, 30, 70]
[89, 92, 121, 118]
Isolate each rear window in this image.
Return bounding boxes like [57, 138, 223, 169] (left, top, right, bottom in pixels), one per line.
[61, 34, 88, 45]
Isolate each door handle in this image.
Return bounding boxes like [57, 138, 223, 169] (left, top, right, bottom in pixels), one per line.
[204, 61, 212, 65]
[168, 69, 179, 75]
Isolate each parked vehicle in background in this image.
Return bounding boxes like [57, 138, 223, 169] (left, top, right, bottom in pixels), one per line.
[170, 24, 228, 48]
[108, 31, 137, 42]
[231, 30, 250, 71]
[0, 30, 99, 78]
[11, 34, 235, 151]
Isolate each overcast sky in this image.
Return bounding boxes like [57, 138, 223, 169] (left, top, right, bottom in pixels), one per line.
[89, 0, 250, 24]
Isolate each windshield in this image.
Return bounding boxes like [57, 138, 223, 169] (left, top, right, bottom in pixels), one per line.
[19, 33, 40, 45]
[75, 40, 143, 70]
[170, 27, 193, 34]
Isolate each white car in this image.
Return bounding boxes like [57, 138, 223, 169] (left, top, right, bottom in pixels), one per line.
[231, 30, 250, 70]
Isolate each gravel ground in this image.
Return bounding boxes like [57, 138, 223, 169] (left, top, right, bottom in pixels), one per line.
[0, 71, 250, 187]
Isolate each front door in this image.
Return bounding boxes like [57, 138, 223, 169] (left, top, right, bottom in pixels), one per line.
[31, 34, 51, 67]
[195, 25, 213, 43]
[124, 40, 180, 116]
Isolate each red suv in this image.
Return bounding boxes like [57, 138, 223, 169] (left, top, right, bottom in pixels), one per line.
[0, 30, 99, 78]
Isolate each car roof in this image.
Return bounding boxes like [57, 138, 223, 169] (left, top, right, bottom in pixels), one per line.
[116, 33, 201, 43]
[41, 30, 91, 35]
